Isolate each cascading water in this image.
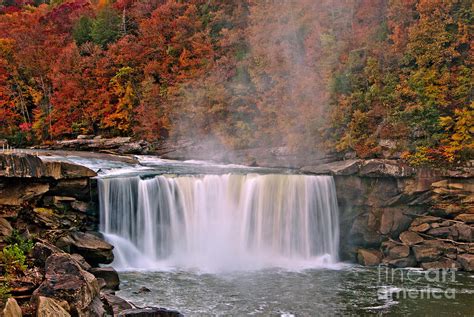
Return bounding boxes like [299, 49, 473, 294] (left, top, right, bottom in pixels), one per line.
[99, 174, 340, 272]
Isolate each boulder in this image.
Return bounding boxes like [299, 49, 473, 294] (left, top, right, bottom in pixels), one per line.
[455, 214, 474, 224]
[32, 242, 64, 268]
[101, 293, 133, 316]
[421, 258, 461, 270]
[410, 223, 431, 233]
[70, 253, 92, 271]
[427, 227, 453, 238]
[457, 254, 474, 272]
[379, 209, 411, 236]
[455, 224, 474, 242]
[301, 160, 361, 176]
[90, 267, 120, 291]
[2, 298, 22, 317]
[36, 296, 71, 317]
[413, 246, 442, 262]
[388, 245, 410, 259]
[399, 231, 424, 246]
[359, 160, 415, 178]
[118, 307, 183, 317]
[386, 256, 417, 268]
[58, 232, 114, 266]
[410, 216, 441, 227]
[0, 218, 13, 241]
[357, 249, 383, 266]
[33, 254, 100, 316]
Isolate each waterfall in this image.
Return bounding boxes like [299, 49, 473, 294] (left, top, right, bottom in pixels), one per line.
[99, 174, 340, 272]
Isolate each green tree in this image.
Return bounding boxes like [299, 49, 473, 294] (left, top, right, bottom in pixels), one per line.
[72, 16, 93, 46]
[91, 6, 121, 49]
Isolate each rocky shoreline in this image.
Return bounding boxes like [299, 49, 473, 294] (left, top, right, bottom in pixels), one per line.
[0, 153, 182, 316]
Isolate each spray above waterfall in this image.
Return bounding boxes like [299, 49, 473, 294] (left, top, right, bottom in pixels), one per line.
[99, 173, 340, 272]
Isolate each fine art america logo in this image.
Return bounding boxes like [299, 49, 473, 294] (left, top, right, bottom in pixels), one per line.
[377, 265, 457, 300]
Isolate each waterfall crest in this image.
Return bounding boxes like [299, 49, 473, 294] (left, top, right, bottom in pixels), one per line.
[99, 174, 340, 272]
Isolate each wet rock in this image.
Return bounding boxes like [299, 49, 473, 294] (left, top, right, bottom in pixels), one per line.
[36, 296, 71, 317]
[117, 307, 184, 317]
[399, 231, 424, 246]
[33, 254, 100, 316]
[357, 249, 383, 266]
[421, 258, 461, 270]
[388, 245, 410, 259]
[2, 298, 22, 317]
[457, 254, 474, 272]
[359, 160, 415, 178]
[90, 267, 120, 291]
[101, 293, 133, 316]
[413, 246, 442, 262]
[455, 214, 474, 224]
[59, 232, 114, 266]
[138, 287, 151, 293]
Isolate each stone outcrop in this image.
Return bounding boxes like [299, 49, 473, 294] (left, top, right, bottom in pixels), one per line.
[90, 267, 120, 290]
[49, 137, 150, 155]
[0, 153, 96, 179]
[56, 232, 114, 266]
[333, 159, 473, 271]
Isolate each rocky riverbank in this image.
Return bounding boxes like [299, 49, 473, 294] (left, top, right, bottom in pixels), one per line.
[0, 153, 182, 316]
[302, 159, 474, 271]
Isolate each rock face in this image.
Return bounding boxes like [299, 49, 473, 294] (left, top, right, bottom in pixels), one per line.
[0, 153, 96, 179]
[33, 254, 101, 316]
[57, 232, 114, 266]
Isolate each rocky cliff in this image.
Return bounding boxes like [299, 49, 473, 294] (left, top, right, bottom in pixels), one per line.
[303, 159, 474, 271]
[0, 153, 181, 316]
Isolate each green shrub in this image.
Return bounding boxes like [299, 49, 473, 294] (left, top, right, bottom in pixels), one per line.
[4, 230, 34, 255]
[0, 283, 11, 304]
[0, 244, 28, 275]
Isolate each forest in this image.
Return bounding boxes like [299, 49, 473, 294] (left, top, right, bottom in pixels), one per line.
[0, 0, 472, 165]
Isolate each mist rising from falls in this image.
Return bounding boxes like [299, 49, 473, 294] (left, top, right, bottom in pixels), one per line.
[99, 174, 340, 272]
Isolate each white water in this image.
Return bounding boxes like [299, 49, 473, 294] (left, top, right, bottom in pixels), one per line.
[99, 174, 340, 272]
